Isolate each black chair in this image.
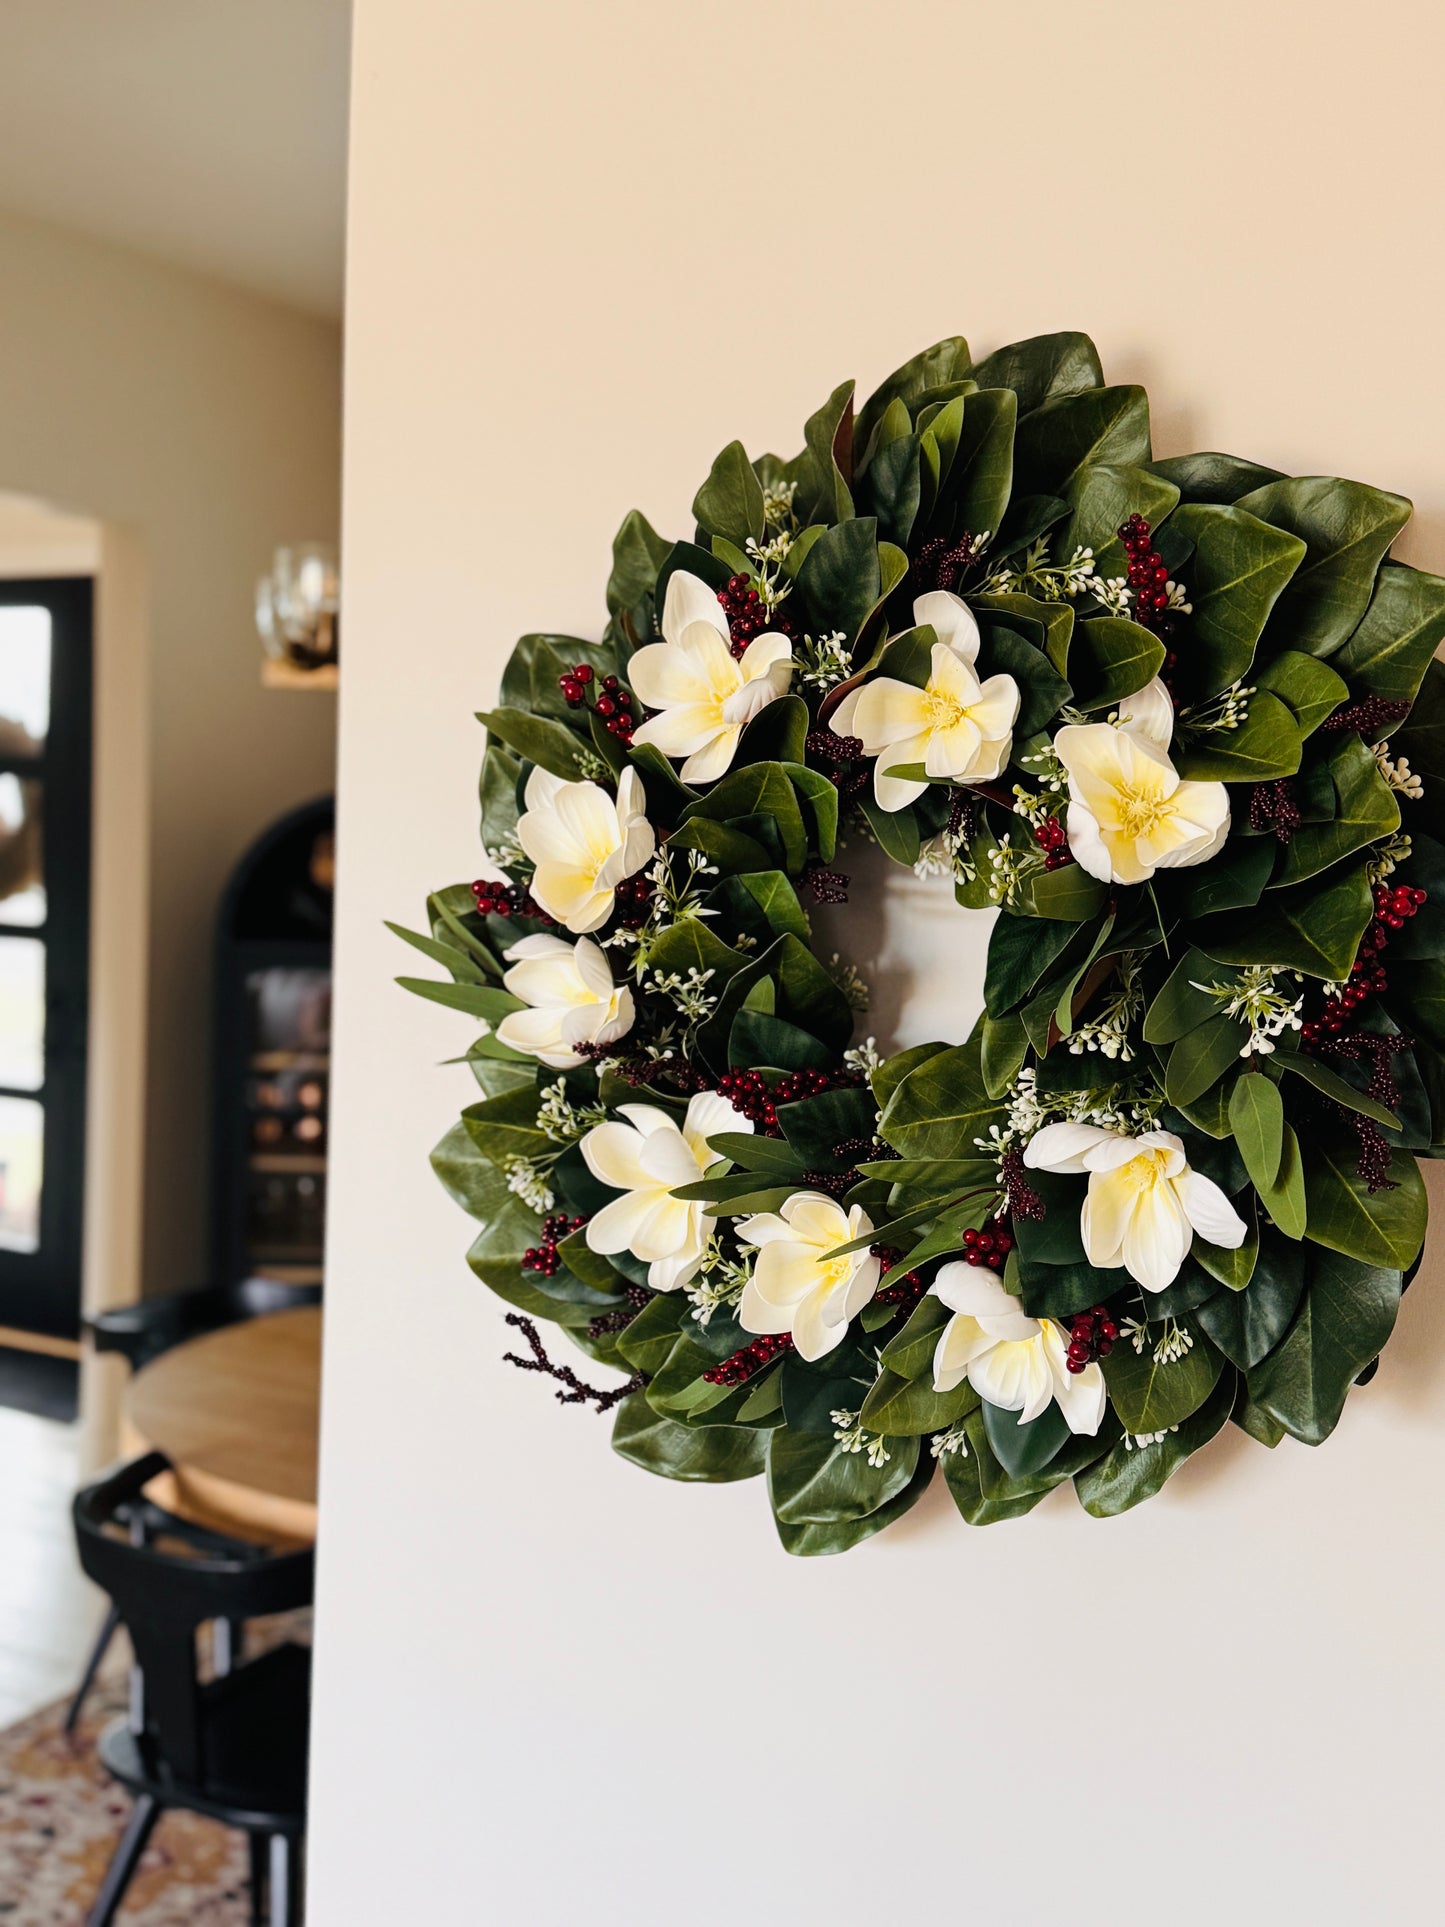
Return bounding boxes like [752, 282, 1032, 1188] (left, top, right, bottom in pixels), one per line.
[73, 1452, 314, 1927]
[65, 1277, 322, 1734]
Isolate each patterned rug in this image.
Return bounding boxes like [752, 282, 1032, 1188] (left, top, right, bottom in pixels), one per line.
[0, 1618, 308, 1924]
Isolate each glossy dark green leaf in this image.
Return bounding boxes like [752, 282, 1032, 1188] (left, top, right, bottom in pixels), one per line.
[1149, 451, 1285, 506]
[669, 815, 771, 876]
[1245, 1250, 1402, 1444]
[613, 1394, 768, 1482]
[1303, 1137, 1426, 1268]
[877, 1038, 1005, 1161]
[1252, 650, 1348, 741]
[1166, 503, 1305, 696]
[681, 762, 807, 872]
[977, 623, 1072, 737]
[982, 1399, 1069, 1478]
[614, 1294, 687, 1374]
[878, 1294, 951, 1380]
[1228, 1071, 1284, 1193]
[798, 515, 882, 642]
[1015, 1256, 1107, 1318]
[1101, 1327, 1222, 1433]
[968, 331, 1103, 414]
[1169, 836, 1275, 919]
[606, 508, 671, 620]
[1172, 690, 1302, 783]
[859, 791, 920, 865]
[1387, 657, 1445, 786]
[1273, 736, 1399, 887]
[1024, 863, 1108, 922]
[1194, 1233, 1306, 1369]
[1193, 862, 1373, 980]
[1068, 616, 1165, 711]
[727, 1009, 834, 1072]
[939, 387, 1016, 541]
[1075, 1369, 1235, 1516]
[775, 1454, 935, 1555]
[1331, 560, 1445, 707]
[1143, 947, 1228, 1045]
[1165, 1016, 1245, 1108]
[477, 705, 587, 780]
[855, 337, 971, 454]
[768, 1425, 920, 1522]
[1235, 475, 1411, 658]
[795, 379, 855, 526]
[860, 1370, 975, 1438]
[692, 438, 765, 545]
[984, 913, 1079, 1016]
[1055, 464, 1179, 580]
[1012, 385, 1151, 500]
[1257, 1121, 1307, 1241]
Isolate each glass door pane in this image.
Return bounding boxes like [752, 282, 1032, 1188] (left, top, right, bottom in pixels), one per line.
[0, 604, 51, 753]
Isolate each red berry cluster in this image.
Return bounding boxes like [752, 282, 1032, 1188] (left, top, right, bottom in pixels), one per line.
[522, 1212, 587, 1277]
[471, 877, 552, 923]
[703, 1331, 794, 1386]
[587, 1283, 654, 1340]
[610, 872, 653, 929]
[558, 661, 637, 746]
[1323, 694, 1411, 737]
[961, 1222, 1015, 1271]
[1117, 516, 1177, 638]
[874, 1246, 925, 1308]
[1301, 882, 1426, 1045]
[1033, 814, 1071, 871]
[802, 1167, 860, 1200]
[1066, 1304, 1118, 1375]
[718, 1065, 860, 1135]
[716, 575, 799, 657]
[804, 865, 851, 905]
[1249, 778, 1301, 845]
[999, 1147, 1045, 1222]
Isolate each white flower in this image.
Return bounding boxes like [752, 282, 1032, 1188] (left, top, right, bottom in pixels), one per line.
[1023, 1122, 1246, 1294]
[1053, 711, 1229, 887]
[580, 1091, 749, 1292]
[829, 591, 1021, 812]
[495, 934, 634, 1069]
[628, 570, 793, 783]
[736, 1192, 880, 1361]
[515, 765, 655, 934]
[930, 1262, 1105, 1434]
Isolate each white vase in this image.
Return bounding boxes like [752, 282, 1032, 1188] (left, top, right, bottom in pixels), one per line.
[810, 836, 995, 1057]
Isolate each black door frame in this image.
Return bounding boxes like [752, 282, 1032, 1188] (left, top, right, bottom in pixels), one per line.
[0, 576, 92, 1340]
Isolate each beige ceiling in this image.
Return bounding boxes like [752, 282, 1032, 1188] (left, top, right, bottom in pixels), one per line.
[0, 0, 350, 317]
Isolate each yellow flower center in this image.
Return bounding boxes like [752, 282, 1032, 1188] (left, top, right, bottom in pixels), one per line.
[1120, 1149, 1170, 1192]
[925, 683, 973, 731]
[1115, 783, 1170, 839]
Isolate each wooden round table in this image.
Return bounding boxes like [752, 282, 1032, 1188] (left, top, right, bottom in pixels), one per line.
[123, 1306, 321, 1546]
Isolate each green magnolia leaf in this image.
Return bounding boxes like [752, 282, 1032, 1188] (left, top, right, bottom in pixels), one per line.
[1303, 1137, 1427, 1269]
[1172, 690, 1302, 783]
[860, 792, 920, 865]
[775, 1455, 935, 1556]
[860, 1370, 975, 1437]
[607, 508, 671, 621]
[1193, 863, 1373, 980]
[1331, 560, 1445, 706]
[478, 705, 588, 780]
[768, 1425, 920, 1522]
[1165, 1016, 1246, 1108]
[1101, 1328, 1223, 1432]
[798, 516, 882, 643]
[727, 1009, 834, 1072]
[878, 1295, 951, 1380]
[1252, 651, 1348, 741]
[1229, 1073, 1285, 1192]
[984, 913, 1079, 1016]
[615, 1294, 687, 1374]
[1075, 1370, 1235, 1517]
[968, 331, 1104, 414]
[613, 1394, 768, 1482]
[877, 1038, 1005, 1161]
[1166, 504, 1306, 697]
[796, 379, 855, 526]
[1235, 475, 1411, 659]
[1257, 1121, 1307, 1241]
[1150, 451, 1285, 506]
[681, 762, 808, 873]
[1012, 385, 1151, 500]
[982, 1399, 1069, 1479]
[1169, 837, 1275, 919]
[1053, 464, 1179, 580]
[939, 388, 1016, 541]
[692, 439, 765, 545]
[1194, 1233, 1306, 1369]
[1068, 616, 1165, 711]
[1382, 657, 1445, 786]
[1273, 736, 1399, 888]
[1193, 1208, 1258, 1291]
[1245, 1251, 1402, 1444]
[1143, 948, 1229, 1045]
[1379, 960, 1445, 1051]
[855, 336, 971, 455]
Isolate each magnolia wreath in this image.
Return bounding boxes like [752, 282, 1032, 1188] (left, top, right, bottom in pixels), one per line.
[398, 331, 1445, 1554]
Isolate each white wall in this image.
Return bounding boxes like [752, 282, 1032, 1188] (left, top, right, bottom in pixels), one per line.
[0, 207, 342, 1303]
[312, 3, 1445, 1918]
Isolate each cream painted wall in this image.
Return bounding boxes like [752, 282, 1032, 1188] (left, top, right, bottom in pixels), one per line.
[0, 207, 341, 1303]
[313, 3, 1445, 1919]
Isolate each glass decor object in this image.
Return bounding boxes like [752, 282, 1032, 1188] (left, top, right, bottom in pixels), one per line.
[255, 543, 339, 672]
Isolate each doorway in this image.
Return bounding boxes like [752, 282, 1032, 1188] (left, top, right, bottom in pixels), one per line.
[0, 576, 92, 1345]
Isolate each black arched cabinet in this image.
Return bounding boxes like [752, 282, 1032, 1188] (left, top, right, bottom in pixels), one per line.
[212, 798, 334, 1288]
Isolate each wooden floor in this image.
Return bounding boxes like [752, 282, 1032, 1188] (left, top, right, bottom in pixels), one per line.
[0, 1402, 106, 1727]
